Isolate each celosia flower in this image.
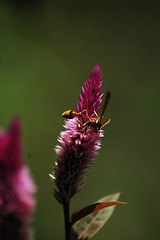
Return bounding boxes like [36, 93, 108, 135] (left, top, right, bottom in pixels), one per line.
[0, 118, 36, 240]
[50, 64, 105, 204]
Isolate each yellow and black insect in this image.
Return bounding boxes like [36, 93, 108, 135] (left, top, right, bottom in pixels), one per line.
[62, 91, 111, 132]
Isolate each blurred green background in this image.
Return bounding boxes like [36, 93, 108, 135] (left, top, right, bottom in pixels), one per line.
[0, 1, 160, 239]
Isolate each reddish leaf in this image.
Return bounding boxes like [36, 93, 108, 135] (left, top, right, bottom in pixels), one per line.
[72, 201, 126, 225]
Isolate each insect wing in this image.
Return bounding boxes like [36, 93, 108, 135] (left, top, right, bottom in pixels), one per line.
[100, 91, 111, 122]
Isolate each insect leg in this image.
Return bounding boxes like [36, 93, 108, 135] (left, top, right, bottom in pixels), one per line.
[100, 118, 111, 129]
[93, 109, 98, 118]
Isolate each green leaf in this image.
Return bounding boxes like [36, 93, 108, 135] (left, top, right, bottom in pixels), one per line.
[71, 192, 124, 240]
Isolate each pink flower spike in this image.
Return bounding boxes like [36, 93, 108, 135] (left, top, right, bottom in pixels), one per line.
[50, 65, 110, 204]
[77, 64, 103, 117]
[0, 118, 36, 240]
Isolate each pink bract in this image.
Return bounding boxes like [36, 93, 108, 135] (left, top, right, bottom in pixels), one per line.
[0, 118, 36, 240]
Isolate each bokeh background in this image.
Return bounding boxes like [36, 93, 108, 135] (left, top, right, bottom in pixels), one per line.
[0, 1, 160, 239]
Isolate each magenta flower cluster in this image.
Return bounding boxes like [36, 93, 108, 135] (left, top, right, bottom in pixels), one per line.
[0, 118, 36, 240]
[50, 64, 104, 203]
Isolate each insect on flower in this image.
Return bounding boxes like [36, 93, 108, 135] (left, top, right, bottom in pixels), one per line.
[51, 64, 107, 203]
[62, 91, 111, 133]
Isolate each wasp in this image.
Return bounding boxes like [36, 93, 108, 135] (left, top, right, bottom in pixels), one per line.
[62, 91, 111, 132]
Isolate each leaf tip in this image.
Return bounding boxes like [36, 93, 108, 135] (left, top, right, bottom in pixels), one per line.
[117, 201, 128, 205]
[114, 192, 121, 199]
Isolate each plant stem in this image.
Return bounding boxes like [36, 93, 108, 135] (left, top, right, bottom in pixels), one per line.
[63, 201, 71, 240]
